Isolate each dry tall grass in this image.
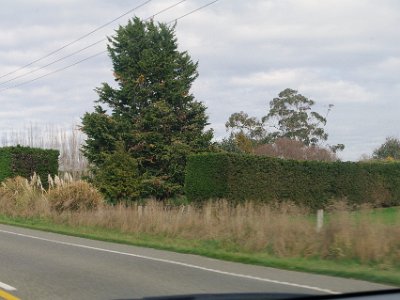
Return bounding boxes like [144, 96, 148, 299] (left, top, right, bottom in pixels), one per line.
[0, 176, 49, 217]
[0, 176, 399, 268]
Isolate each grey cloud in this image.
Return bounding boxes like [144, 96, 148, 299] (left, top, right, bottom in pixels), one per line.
[0, 0, 399, 161]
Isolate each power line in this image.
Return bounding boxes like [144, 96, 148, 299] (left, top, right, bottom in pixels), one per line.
[167, 0, 219, 24]
[0, 39, 105, 86]
[0, 0, 220, 93]
[0, 0, 151, 80]
[0, 0, 188, 88]
[0, 51, 107, 93]
[149, 0, 186, 19]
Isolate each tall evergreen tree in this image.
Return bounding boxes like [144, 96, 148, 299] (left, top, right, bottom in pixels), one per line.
[81, 18, 213, 199]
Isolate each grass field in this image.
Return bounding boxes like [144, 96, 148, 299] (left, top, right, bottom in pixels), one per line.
[353, 206, 400, 224]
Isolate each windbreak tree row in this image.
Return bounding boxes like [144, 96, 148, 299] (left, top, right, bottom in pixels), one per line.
[0, 145, 59, 188]
[185, 153, 400, 208]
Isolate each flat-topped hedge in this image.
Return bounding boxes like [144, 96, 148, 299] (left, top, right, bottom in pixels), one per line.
[185, 153, 400, 208]
[0, 145, 59, 188]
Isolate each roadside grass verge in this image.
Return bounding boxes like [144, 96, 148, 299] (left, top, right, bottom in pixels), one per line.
[0, 211, 399, 287]
[0, 176, 399, 287]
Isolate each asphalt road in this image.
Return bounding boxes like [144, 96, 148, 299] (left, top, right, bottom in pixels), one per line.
[0, 224, 394, 300]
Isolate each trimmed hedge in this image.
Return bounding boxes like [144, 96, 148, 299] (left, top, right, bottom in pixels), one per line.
[184, 153, 400, 208]
[0, 145, 59, 188]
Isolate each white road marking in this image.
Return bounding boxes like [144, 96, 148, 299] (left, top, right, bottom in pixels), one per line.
[0, 281, 16, 291]
[0, 228, 339, 294]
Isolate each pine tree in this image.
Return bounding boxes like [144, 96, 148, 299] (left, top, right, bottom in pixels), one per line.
[81, 18, 213, 199]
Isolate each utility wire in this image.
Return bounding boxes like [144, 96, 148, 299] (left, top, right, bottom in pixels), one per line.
[0, 0, 187, 87]
[0, 0, 151, 80]
[0, 51, 107, 93]
[149, 0, 186, 19]
[0, 39, 105, 86]
[0, 0, 220, 93]
[167, 0, 218, 24]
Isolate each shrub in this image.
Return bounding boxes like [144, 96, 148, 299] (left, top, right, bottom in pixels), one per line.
[253, 138, 337, 161]
[185, 153, 400, 208]
[92, 144, 141, 203]
[47, 180, 104, 212]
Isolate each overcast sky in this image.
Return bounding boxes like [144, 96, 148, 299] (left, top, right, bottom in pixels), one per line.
[0, 0, 399, 161]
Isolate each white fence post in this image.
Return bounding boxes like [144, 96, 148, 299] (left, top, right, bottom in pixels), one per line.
[316, 209, 324, 232]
